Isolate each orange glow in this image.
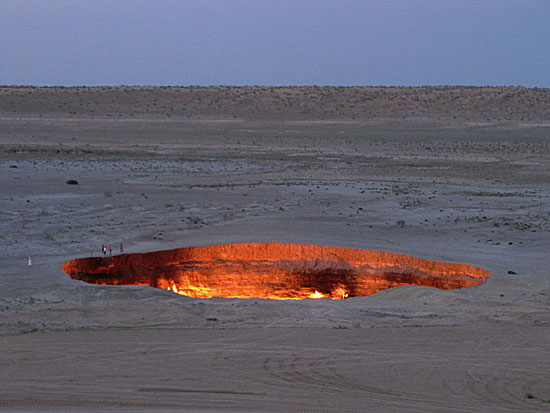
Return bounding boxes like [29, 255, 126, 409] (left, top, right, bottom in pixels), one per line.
[62, 242, 492, 300]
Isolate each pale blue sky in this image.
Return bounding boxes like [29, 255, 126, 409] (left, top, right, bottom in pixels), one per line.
[1, 0, 549, 86]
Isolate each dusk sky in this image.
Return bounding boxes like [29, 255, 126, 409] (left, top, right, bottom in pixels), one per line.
[1, 0, 549, 87]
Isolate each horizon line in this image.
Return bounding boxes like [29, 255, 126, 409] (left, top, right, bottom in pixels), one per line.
[2, 84, 549, 90]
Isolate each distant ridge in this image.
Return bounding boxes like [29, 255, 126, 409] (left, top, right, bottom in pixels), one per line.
[1, 86, 549, 122]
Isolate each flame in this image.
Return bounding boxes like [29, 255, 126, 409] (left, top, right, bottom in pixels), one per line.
[308, 291, 325, 299]
[330, 284, 350, 300]
[167, 283, 214, 298]
[167, 283, 330, 300]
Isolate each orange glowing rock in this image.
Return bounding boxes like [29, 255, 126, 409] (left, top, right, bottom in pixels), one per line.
[61, 242, 492, 300]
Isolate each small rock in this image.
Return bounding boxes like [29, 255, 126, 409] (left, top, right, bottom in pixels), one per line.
[66, 180, 79, 185]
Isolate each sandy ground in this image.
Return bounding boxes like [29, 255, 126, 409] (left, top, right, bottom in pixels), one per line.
[1, 87, 550, 411]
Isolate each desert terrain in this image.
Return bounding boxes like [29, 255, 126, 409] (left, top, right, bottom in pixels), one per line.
[1, 86, 549, 411]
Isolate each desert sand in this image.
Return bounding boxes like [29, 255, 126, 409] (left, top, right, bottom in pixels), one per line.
[1, 86, 549, 411]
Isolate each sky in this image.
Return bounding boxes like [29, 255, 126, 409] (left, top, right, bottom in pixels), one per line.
[1, 0, 549, 87]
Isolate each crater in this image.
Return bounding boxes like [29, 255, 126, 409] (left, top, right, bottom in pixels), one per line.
[62, 242, 491, 300]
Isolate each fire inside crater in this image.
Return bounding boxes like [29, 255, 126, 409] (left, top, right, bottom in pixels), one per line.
[62, 242, 491, 300]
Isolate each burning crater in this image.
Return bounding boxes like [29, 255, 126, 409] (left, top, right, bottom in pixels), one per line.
[62, 243, 491, 300]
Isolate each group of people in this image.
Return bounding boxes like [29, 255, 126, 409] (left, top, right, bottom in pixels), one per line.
[101, 242, 123, 256]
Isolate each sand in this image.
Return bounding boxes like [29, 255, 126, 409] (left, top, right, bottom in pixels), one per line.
[1, 86, 549, 411]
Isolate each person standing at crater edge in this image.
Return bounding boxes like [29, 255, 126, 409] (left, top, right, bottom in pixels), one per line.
[119, 242, 124, 253]
[109, 245, 112, 256]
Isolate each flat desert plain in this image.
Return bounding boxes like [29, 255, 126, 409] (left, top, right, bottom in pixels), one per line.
[1, 86, 550, 412]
